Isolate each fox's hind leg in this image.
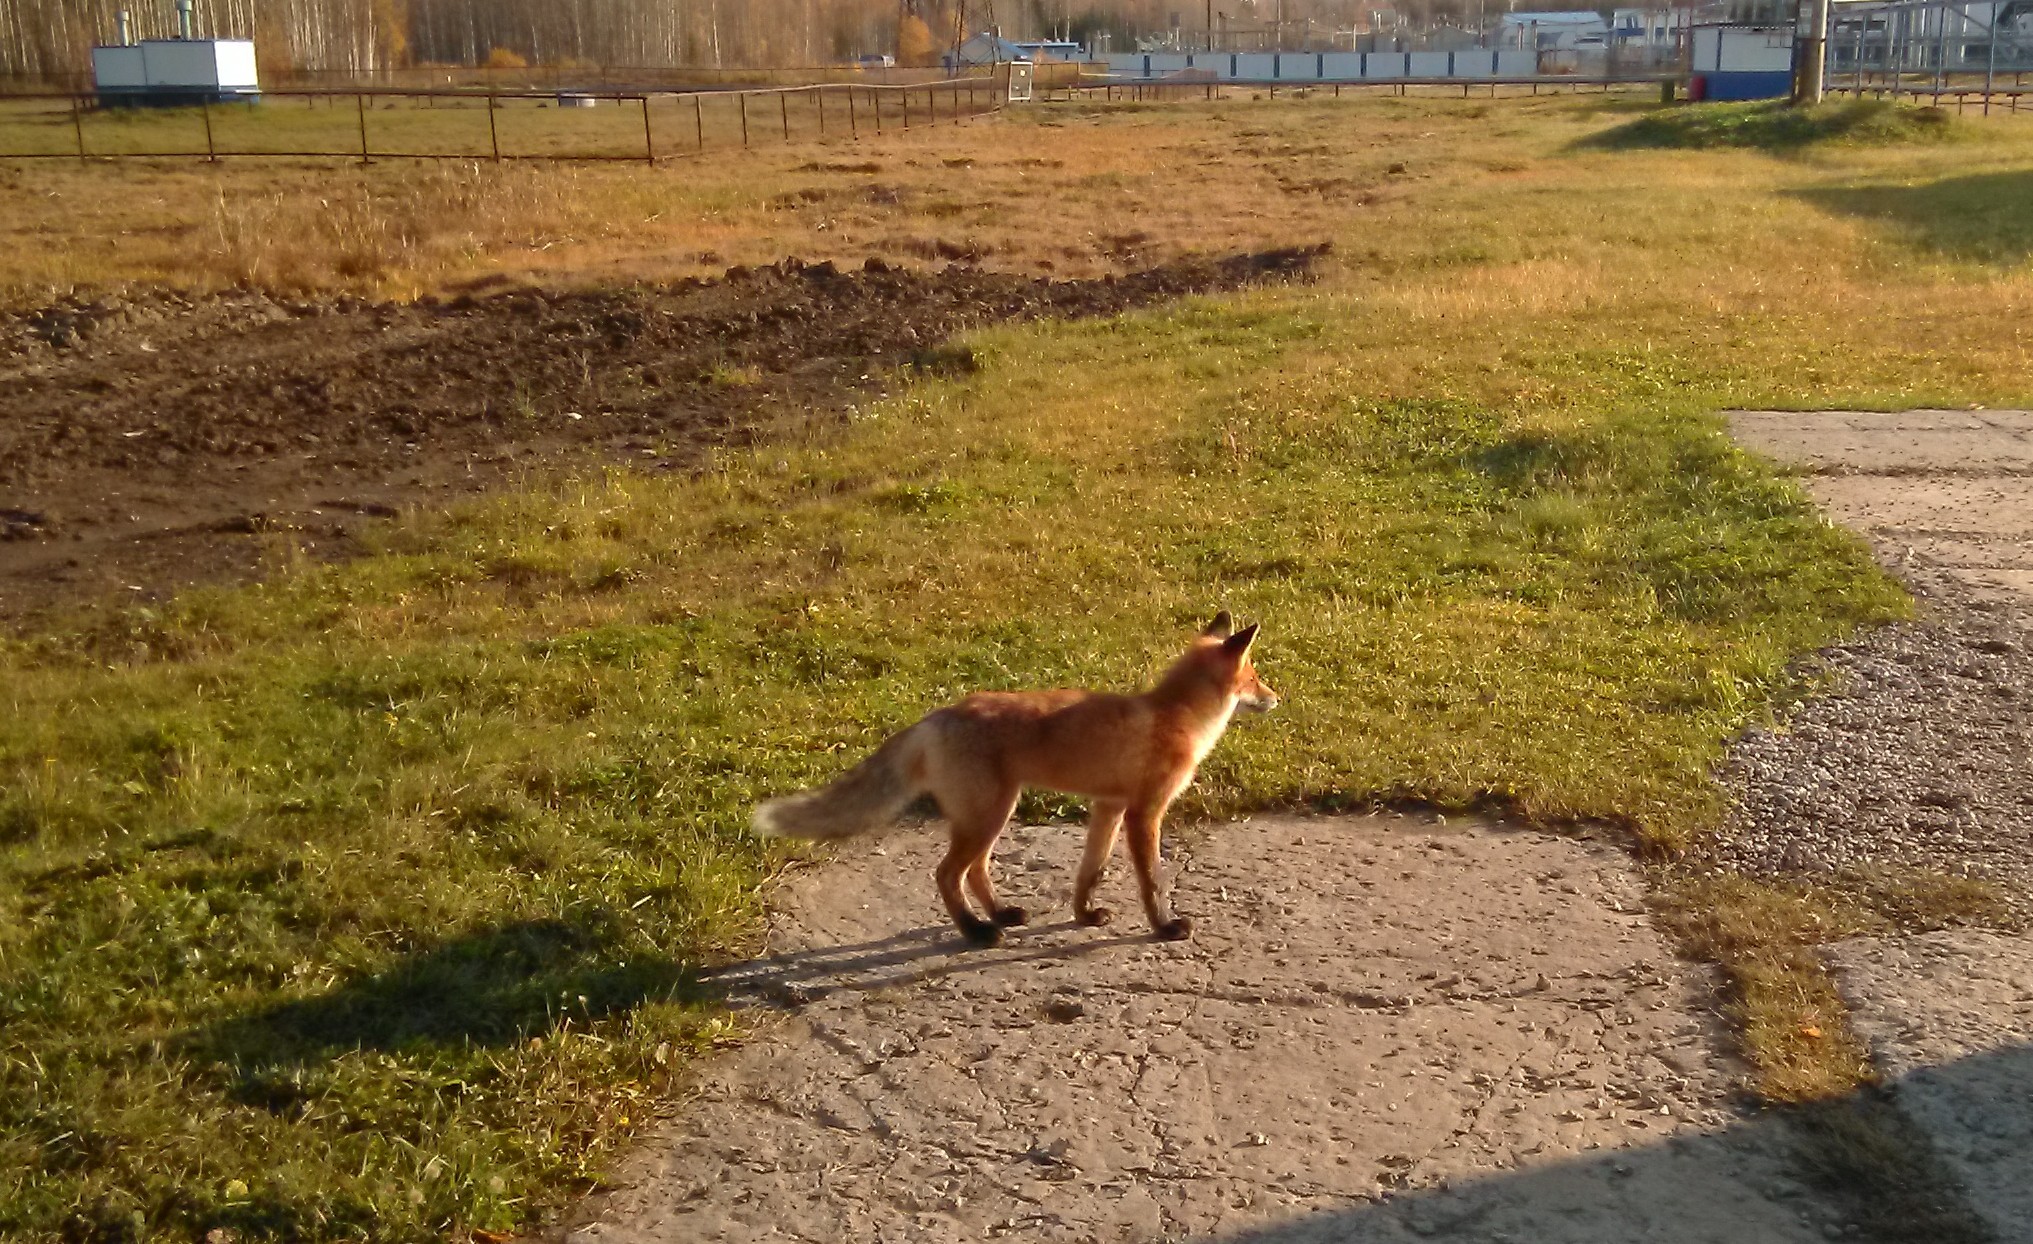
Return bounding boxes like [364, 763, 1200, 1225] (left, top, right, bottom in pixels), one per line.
[933, 781, 1021, 948]
[964, 854, 1027, 929]
[1075, 799, 1126, 927]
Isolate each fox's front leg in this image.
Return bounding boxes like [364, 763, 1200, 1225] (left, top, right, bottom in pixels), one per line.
[1124, 804, 1190, 941]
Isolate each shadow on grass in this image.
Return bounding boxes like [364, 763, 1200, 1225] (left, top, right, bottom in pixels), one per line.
[191, 910, 1155, 1083]
[1579, 99, 1960, 153]
[1795, 169, 2033, 266]
[1196, 1046, 2029, 1244]
[193, 915, 700, 1077]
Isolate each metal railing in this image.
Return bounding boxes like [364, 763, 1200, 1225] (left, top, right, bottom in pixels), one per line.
[0, 74, 1003, 164]
[0, 63, 979, 97]
[1825, 0, 2033, 114]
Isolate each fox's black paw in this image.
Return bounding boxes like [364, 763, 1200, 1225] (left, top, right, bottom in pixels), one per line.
[959, 917, 1003, 948]
[992, 905, 1029, 927]
[1156, 916, 1194, 941]
[1077, 906, 1114, 928]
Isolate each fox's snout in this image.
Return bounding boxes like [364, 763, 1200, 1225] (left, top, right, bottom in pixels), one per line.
[1238, 682, 1280, 714]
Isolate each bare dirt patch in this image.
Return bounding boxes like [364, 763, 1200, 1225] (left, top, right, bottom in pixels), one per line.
[0, 246, 1326, 624]
[558, 814, 1862, 1244]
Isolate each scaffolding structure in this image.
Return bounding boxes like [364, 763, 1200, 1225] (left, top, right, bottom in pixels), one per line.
[1829, 0, 2032, 103]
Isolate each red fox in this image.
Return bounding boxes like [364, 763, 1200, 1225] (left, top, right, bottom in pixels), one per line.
[754, 612, 1278, 946]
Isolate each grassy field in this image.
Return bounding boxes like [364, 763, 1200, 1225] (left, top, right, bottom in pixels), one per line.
[3, 96, 2033, 1241]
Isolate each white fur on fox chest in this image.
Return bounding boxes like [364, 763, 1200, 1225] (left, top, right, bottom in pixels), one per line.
[1184, 696, 1241, 769]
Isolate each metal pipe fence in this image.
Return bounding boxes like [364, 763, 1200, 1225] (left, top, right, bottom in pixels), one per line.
[0, 74, 1003, 164]
[0, 63, 976, 97]
[1825, 0, 2033, 114]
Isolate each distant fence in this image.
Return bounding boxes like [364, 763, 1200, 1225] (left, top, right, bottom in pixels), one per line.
[0, 63, 980, 97]
[1822, 0, 2033, 113]
[1096, 47, 1686, 83]
[0, 76, 1002, 164]
[1052, 76, 1676, 104]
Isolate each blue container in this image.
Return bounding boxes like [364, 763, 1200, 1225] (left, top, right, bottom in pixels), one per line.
[1699, 70, 1793, 101]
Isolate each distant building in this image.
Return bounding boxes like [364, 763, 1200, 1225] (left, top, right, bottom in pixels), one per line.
[1610, 7, 1694, 46]
[1499, 11, 1611, 49]
[947, 32, 1086, 69]
[1689, 22, 1795, 99]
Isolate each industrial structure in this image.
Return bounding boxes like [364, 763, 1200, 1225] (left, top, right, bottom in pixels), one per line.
[90, 1, 259, 105]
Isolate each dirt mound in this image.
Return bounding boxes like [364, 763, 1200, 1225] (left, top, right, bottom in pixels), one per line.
[0, 246, 1327, 623]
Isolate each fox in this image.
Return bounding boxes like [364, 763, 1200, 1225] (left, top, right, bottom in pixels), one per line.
[752, 612, 1278, 947]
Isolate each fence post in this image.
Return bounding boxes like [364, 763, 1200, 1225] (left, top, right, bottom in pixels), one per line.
[487, 93, 500, 161]
[641, 95, 655, 164]
[780, 90, 790, 141]
[356, 92, 370, 164]
[739, 92, 748, 146]
[200, 97, 217, 161]
[873, 87, 882, 134]
[848, 84, 858, 137]
[71, 94, 87, 161]
[817, 86, 826, 136]
[902, 87, 910, 129]
[695, 94, 705, 150]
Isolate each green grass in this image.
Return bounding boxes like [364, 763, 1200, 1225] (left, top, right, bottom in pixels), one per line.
[1590, 98, 1964, 153]
[1797, 168, 2033, 265]
[4, 92, 2032, 1241]
[0, 305, 1906, 1243]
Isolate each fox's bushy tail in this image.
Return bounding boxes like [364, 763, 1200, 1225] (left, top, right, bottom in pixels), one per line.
[752, 722, 929, 842]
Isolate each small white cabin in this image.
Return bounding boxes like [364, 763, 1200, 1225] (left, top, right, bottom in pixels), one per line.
[93, 39, 260, 104]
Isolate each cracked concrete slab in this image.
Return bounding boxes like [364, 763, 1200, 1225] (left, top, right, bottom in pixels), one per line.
[1826, 931, 2033, 1244]
[1731, 408, 2033, 608]
[558, 815, 1835, 1243]
[1733, 408, 2033, 1244]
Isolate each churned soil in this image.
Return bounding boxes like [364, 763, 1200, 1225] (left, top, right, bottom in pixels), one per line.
[0, 245, 1326, 622]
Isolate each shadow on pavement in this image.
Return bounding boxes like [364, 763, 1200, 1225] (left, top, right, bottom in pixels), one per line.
[1198, 1044, 2028, 1244]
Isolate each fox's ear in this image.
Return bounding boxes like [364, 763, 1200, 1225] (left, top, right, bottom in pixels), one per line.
[1202, 610, 1233, 638]
[1222, 622, 1259, 655]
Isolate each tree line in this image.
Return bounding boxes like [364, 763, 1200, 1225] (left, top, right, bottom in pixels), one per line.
[2, 1, 1536, 80]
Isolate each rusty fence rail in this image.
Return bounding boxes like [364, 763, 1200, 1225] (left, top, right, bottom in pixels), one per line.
[1824, 77, 2030, 113]
[0, 74, 1003, 164]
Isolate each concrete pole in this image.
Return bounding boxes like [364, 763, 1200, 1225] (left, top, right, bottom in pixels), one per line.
[1798, 0, 1830, 102]
[1985, 0, 1999, 112]
[1935, 1, 1949, 95]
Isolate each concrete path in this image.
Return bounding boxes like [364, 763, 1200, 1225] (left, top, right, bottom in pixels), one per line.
[560, 815, 1844, 1243]
[1733, 408, 2033, 1244]
[1730, 407, 2033, 607]
[1828, 933, 2033, 1244]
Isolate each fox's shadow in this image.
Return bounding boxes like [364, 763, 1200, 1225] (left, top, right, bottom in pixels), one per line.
[706, 918, 1155, 1009]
